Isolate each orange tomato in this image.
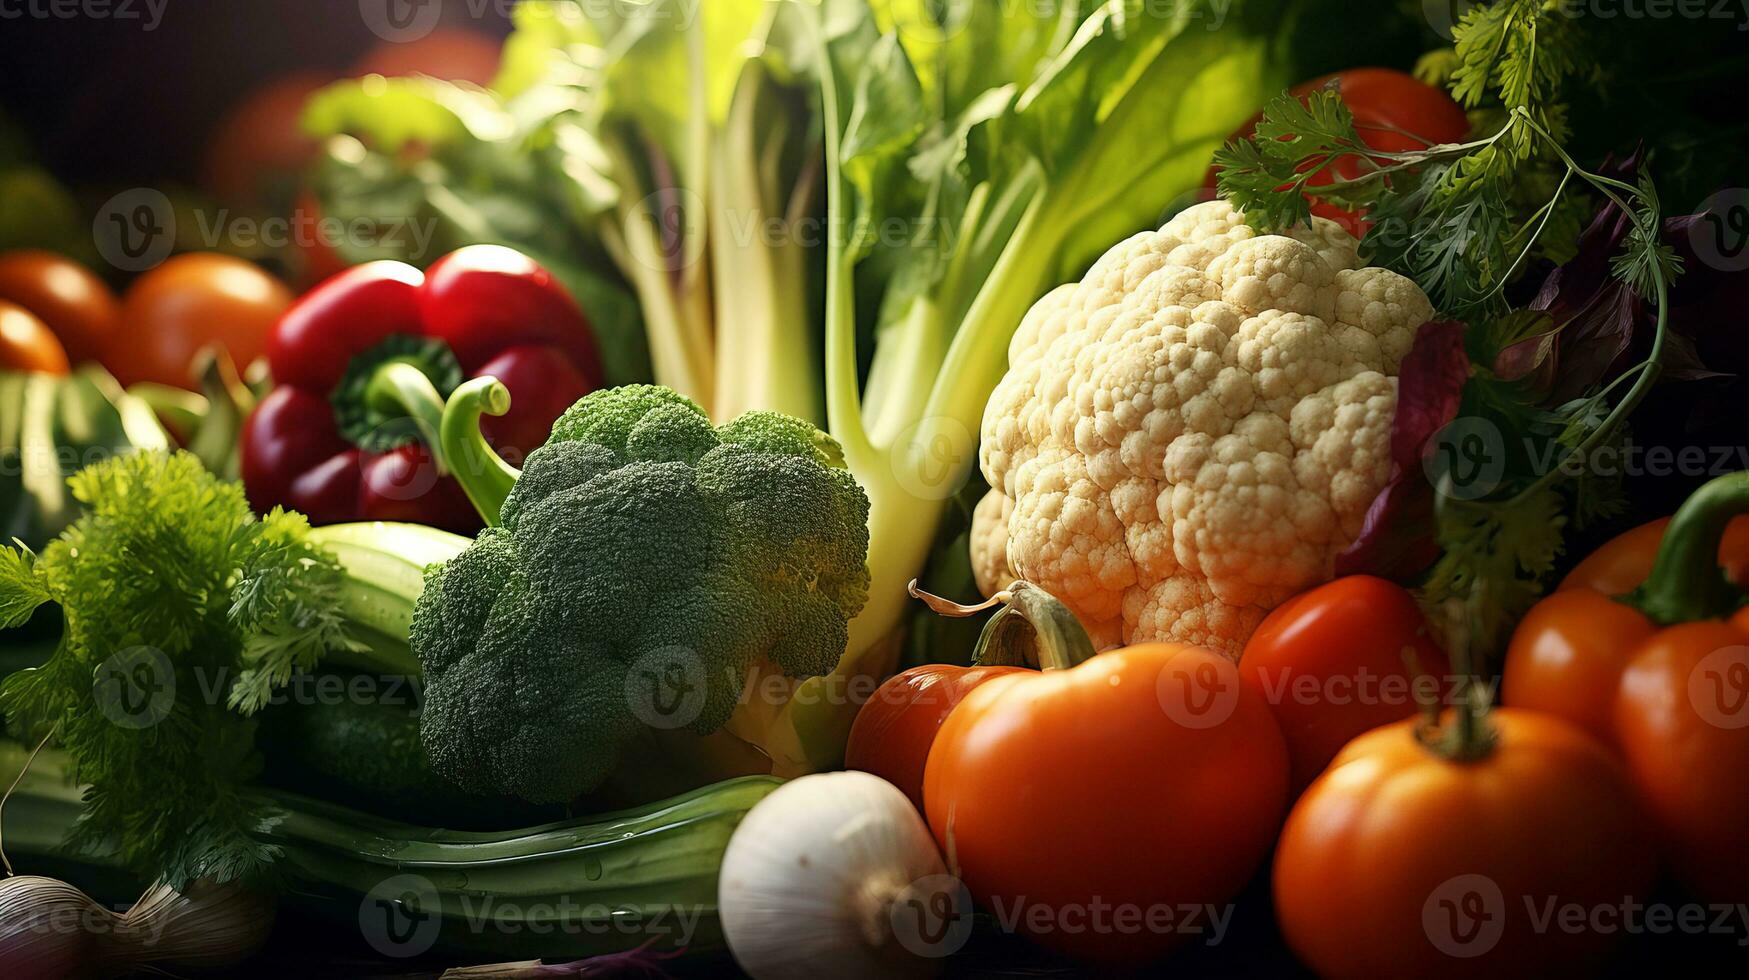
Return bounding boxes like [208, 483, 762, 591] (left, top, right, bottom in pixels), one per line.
[1241, 575, 1449, 792]
[105, 253, 293, 389]
[1274, 709, 1655, 980]
[1616, 615, 1749, 901]
[924, 641, 1287, 964]
[0, 251, 120, 365]
[0, 300, 70, 375]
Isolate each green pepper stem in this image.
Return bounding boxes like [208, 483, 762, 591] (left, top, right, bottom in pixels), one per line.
[363, 362, 449, 474]
[1626, 470, 1749, 625]
[907, 580, 1096, 671]
[440, 378, 522, 527]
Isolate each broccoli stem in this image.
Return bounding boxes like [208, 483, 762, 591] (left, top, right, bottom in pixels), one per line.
[437, 378, 521, 527]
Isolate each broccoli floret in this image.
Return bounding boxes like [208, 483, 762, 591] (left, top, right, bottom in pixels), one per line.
[410, 385, 871, 803]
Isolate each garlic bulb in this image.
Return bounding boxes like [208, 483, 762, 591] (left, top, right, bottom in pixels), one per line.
[718, 771, 968, 980]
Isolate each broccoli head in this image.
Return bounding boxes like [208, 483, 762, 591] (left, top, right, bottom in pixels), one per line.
[410, 385, 871, 803]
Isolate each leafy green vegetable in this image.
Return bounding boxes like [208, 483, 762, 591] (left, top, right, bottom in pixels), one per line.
[1216, 9, 1682, 653]
[0, 451, 359, 886]
[411, 385, 870, 803]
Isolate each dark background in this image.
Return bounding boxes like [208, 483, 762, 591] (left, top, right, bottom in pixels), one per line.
[0, 0, 512, 187]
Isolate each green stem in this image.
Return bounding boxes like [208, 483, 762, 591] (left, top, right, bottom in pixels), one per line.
[439, 378, 522, 527]
[908, 580, 1096, 672]
[363, 362, 449, 473]
[1626, 471, 1749, 624]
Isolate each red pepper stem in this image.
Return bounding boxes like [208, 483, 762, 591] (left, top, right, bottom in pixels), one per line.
[1626, 470, 1749, 625]
[440, 378, 522, 527]
[363, 362, 450, 475]
[907, 580, 1096, 671]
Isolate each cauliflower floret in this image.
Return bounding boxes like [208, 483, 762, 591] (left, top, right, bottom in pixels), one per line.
[971, 200, 1430, 658]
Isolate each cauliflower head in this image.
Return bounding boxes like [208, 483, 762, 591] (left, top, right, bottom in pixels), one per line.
[411, 386, 871, 803]
[971, 200, 1432, 657]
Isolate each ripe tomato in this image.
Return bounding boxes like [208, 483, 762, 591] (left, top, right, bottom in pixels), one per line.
[0, 251, 121, 365]
[1615, 615, 1749, 902]
[1275, 709, 1655, 980]
[352, 28, 503, 86]
[1208, 68, 1470, 234]
[1241, 575, 1449, 792]
[105, 253, 293, 389]
[0, 300, 70, 375]
[844, 663, 1025, 810]
[925, 641, 1287, 963]
[202, 71, 333, 209]
[1503, 588, 1657, 746]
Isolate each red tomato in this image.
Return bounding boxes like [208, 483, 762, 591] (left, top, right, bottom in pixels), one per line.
[1503, 587, 1657, 746]
[106, 253, 294, 389]
[924, 642, 1287, 963]
[1208, 68, 1470, 234]
[1241, 575, 1449, 792]
[844, 664, 1026, 811]
[0, 250, 121, 365]
[352, 28, 503, 86]
[1275, 709, 1655, 980]
[202, 71, 333, 209]
[1616, 615, 1749, 901]
[0, 300, 70, 375]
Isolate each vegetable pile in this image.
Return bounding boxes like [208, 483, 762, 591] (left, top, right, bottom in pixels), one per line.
[3, 0, 1749, 975]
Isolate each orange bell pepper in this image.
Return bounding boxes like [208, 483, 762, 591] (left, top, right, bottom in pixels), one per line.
[1505, 471, 1749, 900]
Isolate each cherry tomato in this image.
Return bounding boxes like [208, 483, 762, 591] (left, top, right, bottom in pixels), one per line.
[0, 250, 121, 365]
[844, 663, 1026, 811]
[1275, 709, 1655, 980]
[925, 641, 1287, 963]
[1616, 615, 1749, 901]
[351, 28, 503, 86]
[105, 253, 293, 389]
[0, 300, 70, 375]
[1241, 575, 1449, 792]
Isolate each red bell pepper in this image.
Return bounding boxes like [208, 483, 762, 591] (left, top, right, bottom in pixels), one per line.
[241, 245, 603, 532]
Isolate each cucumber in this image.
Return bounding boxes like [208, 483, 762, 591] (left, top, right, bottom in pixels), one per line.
[2, 738, 780, 960]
